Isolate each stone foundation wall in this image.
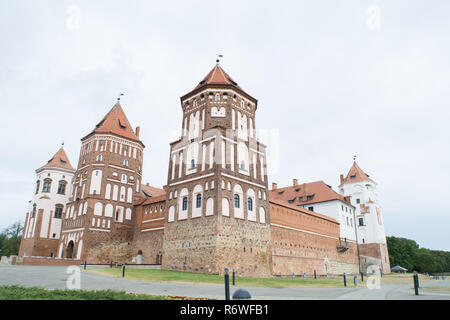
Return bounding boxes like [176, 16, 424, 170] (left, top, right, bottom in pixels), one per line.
[162, 215, 218, 274]
[216, 215, 272, 277]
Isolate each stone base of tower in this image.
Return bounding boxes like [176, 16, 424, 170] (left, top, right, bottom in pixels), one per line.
[162, 215, 272, 277]
[162, 215, 218, 274]
[215, 216, 272, 277]
[359, 243, 391, 274]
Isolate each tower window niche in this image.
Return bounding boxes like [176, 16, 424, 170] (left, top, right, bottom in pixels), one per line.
[182, 197, 188, 211]
[234, 194, 240, 208]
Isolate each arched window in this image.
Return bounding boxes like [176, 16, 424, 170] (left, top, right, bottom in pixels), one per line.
[182, 197, 188, 211]
[42, 179, 52, 193]
[234, 194, 240, 208]
[97, 154, 102, 161]
[215, 93, 220, 101]
[57, 180, 67, 195]
[196, 194, 202, 208]
[247, 198, 253, 211]
[240, 161, 245, 170]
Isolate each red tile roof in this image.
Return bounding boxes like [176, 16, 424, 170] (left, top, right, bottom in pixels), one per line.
[84, 103, 142, 143]
[41, 147, 75, 171]
[141, 184, 166, 197]
[194, 64, 242, 91]
[341, 162, 373, 186]
[269, 180, 349, 206]
[269, 197, 338, 224]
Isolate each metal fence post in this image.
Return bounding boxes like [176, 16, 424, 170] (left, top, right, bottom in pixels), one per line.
[413, 272, 419, 295]
[232, 270, 235, 286]
[122, 264, 126, 278]
[224, 268, 230, 300]
[343, 272, 347, 287]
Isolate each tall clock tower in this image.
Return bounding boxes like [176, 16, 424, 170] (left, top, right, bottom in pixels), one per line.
[162, 61, 272, 276]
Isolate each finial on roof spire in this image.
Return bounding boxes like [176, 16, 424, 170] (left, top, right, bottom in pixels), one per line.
[61, 141, 64, 148]
[216, 54, 223, 64]
[117, 93, 124, 102]
[353, 155, 357, 162]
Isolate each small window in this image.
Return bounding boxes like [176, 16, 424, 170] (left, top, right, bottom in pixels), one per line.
[196, 194, 202, 208]
[346, 217, 349, 226]
[57, 181, 66, 195]
[97, 154, 102, 161]
[247, 198, 253, 211]
[182, 197, 188, 211]
[234, 194, 240, 208]
[356, 198, 360, 204]
[35, 181, 40, 194]
[306, 195, 313, 201]
[350, 175, 356, 179]
[358, 218, 364, 226]
[42, 180, 51, 193]
[54, 205, 63, 219]
[123, 159, 128, 166]
[191, 159, 195, 169]
[215, 93, 220, 101]
[308, 206, 314, 211]
[240, 101, 244, 108]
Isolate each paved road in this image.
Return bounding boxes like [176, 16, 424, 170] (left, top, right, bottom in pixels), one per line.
[1, 265, 449, 300]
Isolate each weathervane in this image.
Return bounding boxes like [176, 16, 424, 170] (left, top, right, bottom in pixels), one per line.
[216, 54, 223, 64]
[117, 93, 124, 102]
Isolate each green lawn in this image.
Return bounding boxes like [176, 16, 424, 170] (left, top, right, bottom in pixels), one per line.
[88, 268, 359, 288]
[0, 285, 172, 300]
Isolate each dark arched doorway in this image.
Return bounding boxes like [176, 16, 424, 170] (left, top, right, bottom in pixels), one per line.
[65, 241, 74, 259]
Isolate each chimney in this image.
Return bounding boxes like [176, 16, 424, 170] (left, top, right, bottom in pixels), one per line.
[340, 174, 344, 184]
[136, 126, 140, 138]
[272, 182, 277, 190]
[293, 178, 298, 186]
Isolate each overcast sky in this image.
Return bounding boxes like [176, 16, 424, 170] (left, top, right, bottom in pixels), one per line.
[1, 1, 448, 251]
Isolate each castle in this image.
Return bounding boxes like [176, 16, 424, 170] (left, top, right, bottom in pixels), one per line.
[17, 62, 390, 276]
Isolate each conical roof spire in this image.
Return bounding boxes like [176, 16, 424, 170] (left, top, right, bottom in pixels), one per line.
[340, 161, 374, 185]
[83, 102, 141, 143]
[41, 147, 75, 171]
[193, 64, 242, 91]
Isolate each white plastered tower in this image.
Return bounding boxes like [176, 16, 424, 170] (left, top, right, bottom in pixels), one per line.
[339, 162, 391, 273]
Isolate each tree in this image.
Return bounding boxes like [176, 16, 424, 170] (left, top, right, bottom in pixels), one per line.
[0, 221, 23, 256]
[387, 236, 450, 274]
